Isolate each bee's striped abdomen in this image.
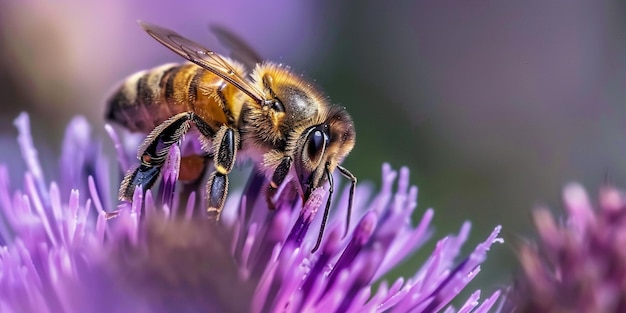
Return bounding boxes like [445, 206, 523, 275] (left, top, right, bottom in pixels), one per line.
[106, 63, 199, 132]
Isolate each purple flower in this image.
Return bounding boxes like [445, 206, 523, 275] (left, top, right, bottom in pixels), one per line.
[506, 183, 626, 312]
[0, 113, 502, 312]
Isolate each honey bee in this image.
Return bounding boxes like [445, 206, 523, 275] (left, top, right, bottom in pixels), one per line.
[106, 22, 356, 252]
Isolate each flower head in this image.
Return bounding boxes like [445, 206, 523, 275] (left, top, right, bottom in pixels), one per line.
[0, 113, 502, 312]
[506, 182, 626, 312]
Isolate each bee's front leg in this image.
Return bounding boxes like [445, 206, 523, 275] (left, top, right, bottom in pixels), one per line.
[206, 126, 240, 220]
[266, 156, 293, 210]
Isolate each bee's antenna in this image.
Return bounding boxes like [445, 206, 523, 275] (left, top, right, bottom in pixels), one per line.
[311, 166, 334, 253]
[337, 165, 356, 237]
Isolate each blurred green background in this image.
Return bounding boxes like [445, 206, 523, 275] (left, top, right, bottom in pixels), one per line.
[2, 0, 626, 301]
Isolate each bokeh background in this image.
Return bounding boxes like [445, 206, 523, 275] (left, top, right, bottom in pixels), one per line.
[2, 0, 626, 303]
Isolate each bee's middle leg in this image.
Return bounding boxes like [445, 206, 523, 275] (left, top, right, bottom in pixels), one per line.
[206, 125, 240, 220]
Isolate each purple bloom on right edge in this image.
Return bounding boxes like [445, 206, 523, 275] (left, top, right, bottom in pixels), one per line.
[506, 183, 626, 312]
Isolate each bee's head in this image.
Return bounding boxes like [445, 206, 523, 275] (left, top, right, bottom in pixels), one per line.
[292, 106, 355, 199]
[243, 63, 355, 200]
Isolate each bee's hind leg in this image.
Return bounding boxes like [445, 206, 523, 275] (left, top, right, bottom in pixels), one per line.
[206, 126, 240, 220]
[119, 112, 215, 201]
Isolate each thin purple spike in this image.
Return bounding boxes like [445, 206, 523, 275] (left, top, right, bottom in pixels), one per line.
[375, 207, 433, 279]
[271, 246, 308, 311]
[285, 188, 324, 247]
[184, 191, 196, 220]
[299, 260, 331, 311]
[49, 183, 63, 222]
[240, 167, 267, 223]
[72, 196, 87, 246]
[104, 124, 130, 171]
[143, 189, 155, 219]
[377, 277, 410, 311]
[66, 189, 81, 245]
[88, 176, 105, 216]
[252, 245, 282, 313]
[130, 186, 142, 216]
[59, 117, 90, 192]
[362, 280, 387, 312]
[346, 286, 371, 313]
[324, 211, 377, 295]
[240, 222, 258, 279]
[395, 167, 410, 206]
[301, 226, 342, 298]
[95, 209, 106, 244]
[370, 164, 397, 215]
[336, 247, 383, 312]
[313, 269, 350, 311]
[160, 143, 180, 210]
[14, 113, 47, 201]
[231, 196, 246, 258]
[0, 166, 12, 210]
[562, 183, 596, 233]
[474, 290, 502, 313]
[250, 208, 291, 278]
[24, 174, 57, 247]
[457, 290, 481, 313]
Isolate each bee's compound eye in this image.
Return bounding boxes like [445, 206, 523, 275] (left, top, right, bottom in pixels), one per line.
[271, 99, 285, 113]
[306, 130, 326, 165]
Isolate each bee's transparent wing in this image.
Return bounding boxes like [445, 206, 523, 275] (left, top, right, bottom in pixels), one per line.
[210, 24, 263, 71]
[140, 21, 265, 105]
